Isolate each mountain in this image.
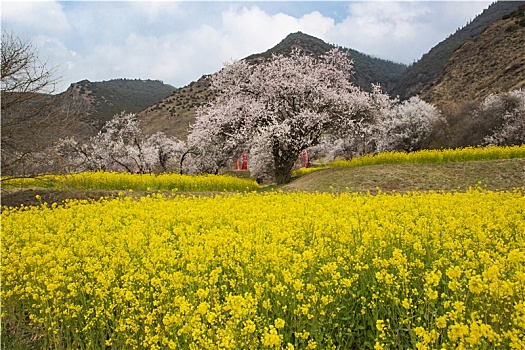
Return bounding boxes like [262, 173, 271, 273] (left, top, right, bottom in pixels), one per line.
[137, 32, 408, 140]
[139, 77, 214, 139]
[63, 78, 176, 130]
[390, 1, 524, 99]
[6, 1, 522, 154]
[420, 3, 525, 109]
[245, 32, 408, 92]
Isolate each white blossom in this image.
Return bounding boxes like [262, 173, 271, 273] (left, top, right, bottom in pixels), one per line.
[189, 48, 385, 183]
[482, 89, 525, 146]
[375, 96, 442, 152]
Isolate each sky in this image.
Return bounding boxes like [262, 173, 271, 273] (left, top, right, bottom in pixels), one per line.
[2, 0, 492, 93]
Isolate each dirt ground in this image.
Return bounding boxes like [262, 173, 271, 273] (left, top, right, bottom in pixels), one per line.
[1, 189, 123, 208]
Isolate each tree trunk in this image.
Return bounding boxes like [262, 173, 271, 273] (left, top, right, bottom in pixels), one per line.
[272, 138, 301, 184]
[273, 157, 296, 184]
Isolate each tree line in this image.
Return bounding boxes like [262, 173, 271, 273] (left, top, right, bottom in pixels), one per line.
[2, 30, 524, 184]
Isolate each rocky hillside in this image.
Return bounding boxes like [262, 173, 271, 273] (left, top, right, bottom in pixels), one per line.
[63, 78, 176, 130]
[390, 1, 524, 99]
[137, 32, 408, 140]
[139, 78, 214, 140]
[420, 4, 525, 109]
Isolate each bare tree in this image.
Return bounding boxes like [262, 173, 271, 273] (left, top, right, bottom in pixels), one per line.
[1, 30, 88, 177]
[1, 30, 57, 107]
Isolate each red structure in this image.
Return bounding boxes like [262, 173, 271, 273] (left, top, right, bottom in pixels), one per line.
[241, 153, 248, 170]
[234, 153, 248, 170]
[301, 150, 309, 168]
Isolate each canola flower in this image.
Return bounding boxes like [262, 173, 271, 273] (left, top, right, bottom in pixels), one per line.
[330, 145, 525, 168]
[2, 189, 525, 349]
[293, 144, 525, 177]
[1, 172, 260, 192]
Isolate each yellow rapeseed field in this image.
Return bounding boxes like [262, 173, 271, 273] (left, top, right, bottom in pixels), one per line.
[1, 172, 260, 192]
[293, 145, 525, 177]
[2, 189, 525, 349]
[330, 145, 525, 168]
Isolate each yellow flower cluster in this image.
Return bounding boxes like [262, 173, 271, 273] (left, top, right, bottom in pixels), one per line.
[293, 145, 525, 178]
[2, 188, 524, 349]
[2, 171, 260, 192]
[330, 144, 525, 168]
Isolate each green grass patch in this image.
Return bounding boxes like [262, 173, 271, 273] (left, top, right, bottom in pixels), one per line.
[284, 158, 525, 194]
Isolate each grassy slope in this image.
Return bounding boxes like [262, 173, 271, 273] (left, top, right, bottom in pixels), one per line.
[2, 158, 524, 208]
[283, 158, 525, 193]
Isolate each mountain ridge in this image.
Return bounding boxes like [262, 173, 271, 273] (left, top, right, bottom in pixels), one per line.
[246, 32, 408, 92]
[390, 1, 524, 99]
[63, 78, 176, 130]
[10, 1, 523, 145]
[137, 31, 410, 140]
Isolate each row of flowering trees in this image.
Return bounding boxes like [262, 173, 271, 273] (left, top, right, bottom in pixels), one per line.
[189, 49, 443, 183]
[52, 112, 187, 174]
[48, 49, 523, 183]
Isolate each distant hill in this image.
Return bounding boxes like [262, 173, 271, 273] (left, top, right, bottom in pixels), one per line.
[138, 32, 408, 140]
[420, 3, 525, 109]
[5, 0, 523, 159]
[390, 1, 524, 99]
[245, 32, 408, 92]
[139, 78, 213, 139]
[63, 78, 176, 130]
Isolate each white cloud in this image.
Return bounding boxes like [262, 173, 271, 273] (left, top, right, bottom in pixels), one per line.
[300, 11, 335, 36]
[128, 1, 184, 24]
[1, 1, 493, 92]
[219, 5, 336, 60]
[1, 1, 70, 35]
[326, 1, 491, 63]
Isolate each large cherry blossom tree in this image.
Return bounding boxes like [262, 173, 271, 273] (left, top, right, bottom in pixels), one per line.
[190, 48, 387, 184]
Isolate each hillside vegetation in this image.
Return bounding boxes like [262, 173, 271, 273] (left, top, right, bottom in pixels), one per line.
[65, 78, 176, 129]
[390, 1, 523, 99]
[139, 78, 214, 139]
[420, 3, 525, 108]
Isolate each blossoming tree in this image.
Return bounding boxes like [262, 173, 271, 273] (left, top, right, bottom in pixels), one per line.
[375, 96, 443, 152]
[190, 48, 387, 184]
[482, 89, 525, 146]
[54, 112, 185, 174]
